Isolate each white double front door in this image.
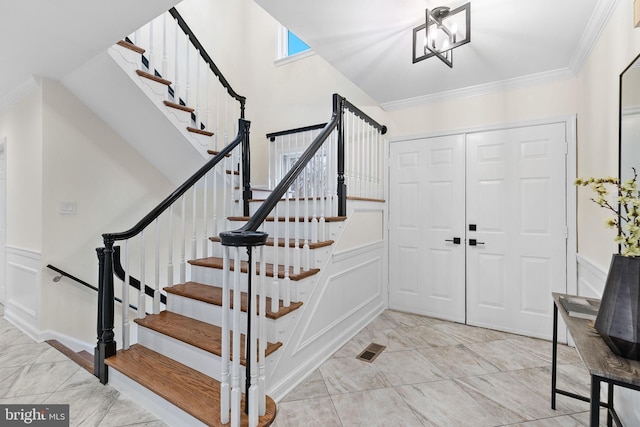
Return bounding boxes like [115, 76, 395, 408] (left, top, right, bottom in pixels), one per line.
[389, 123, 567, 338]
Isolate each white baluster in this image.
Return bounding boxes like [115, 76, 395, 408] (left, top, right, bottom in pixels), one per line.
[173, 18, 180, 103]
[184, 33, 190, 108]
[258, 245, 267, 415]
[271, 203, 280, 313]
[220, 246, 231, 425]
[162, 13, 168, 78]
[195, 49, 201, 127]
[203, 174, 209, 258]
[192, 186, 197, 261]
[303, 167, 310, 271]
[154, 218, 160, 313]
[180, 195, 186, 283]
[167, 206, 174, 286]
[148, 20, 154, 73]
[319, 142, 326, 242]
[248, 246, 259, 426]
[122, 240, 130, 349]
[311, 151, 319, 244]
[231, 249, 242, 427]
[138, 230, 146, 319]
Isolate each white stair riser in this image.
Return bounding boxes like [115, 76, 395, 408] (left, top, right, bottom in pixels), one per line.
[167, 294, 286, 343]
[189, 264, 316, 302]
[207, 243, 332, 269]
[137, 325, 246, 383]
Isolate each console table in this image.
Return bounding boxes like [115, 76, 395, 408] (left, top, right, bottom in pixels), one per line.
[552, 293, 640, 427]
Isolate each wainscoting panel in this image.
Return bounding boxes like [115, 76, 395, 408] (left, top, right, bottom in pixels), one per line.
[5, 245, 42, 340]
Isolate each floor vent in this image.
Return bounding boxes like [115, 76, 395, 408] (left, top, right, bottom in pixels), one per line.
[356, 343, 386, 363]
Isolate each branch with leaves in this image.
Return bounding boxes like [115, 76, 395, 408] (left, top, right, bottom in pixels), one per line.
[575, 167, 640, 256]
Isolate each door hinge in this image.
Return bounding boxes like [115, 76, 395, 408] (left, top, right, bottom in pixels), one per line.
[564, 226, 569, 239]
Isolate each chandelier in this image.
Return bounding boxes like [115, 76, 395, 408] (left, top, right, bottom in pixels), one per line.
[412, 3, 471, 68]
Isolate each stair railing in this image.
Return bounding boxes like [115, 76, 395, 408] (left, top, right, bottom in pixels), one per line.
[95, 119, 251, 385]
[123, 8, 250, 215]
[218, 93, 386, 427]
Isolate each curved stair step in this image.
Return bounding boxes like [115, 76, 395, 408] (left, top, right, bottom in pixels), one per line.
[188, 257, 320, 281]
[105, 344, 276, 427]
[165, 281, 302, 320]
[134, 311, 282, 363]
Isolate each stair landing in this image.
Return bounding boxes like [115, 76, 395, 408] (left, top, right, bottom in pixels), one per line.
[106, 344, 276, 427]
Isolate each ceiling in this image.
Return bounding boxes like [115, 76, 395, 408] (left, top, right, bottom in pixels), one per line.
[255, 0, 613, 109]
[0, 0, 177, 108]
[0, 0, 614, 111]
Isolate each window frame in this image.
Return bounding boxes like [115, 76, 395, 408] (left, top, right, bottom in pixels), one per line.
[275, 24, 315, 65]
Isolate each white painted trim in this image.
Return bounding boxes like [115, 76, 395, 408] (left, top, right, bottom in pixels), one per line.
[0, 77, 40, 114]
[569, 0, 620, 74]
[0, 137, 5, 306]
[380, 68, 575, 111]
[5, 245, 42, 341]
[332, 240, 383, 261]
[622, 105, 640, 116]
[576, 253, 608, 297]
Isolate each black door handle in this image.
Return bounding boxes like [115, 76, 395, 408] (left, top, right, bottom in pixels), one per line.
[469, 239, 485, 246]
[445, 237, 461, 244]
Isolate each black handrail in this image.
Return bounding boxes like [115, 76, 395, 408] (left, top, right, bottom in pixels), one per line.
[168, 7, 246, 118]
[96, 120, 250, 384]
[342, 99, 387, 134]
[266, 123, 327, 141]
[46, 264, 138, 311]
[103, 120, 249, 242]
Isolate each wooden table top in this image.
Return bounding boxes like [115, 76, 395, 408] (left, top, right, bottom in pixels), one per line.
[553, 293, 640, 386]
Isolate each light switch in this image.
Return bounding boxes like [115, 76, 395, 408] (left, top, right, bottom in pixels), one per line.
[59, 201, 77, 215]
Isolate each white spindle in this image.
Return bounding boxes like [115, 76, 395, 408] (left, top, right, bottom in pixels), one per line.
[220, 246, 231, 425]
[173, 18, 180, 102]
[167, 205, 174, 286]
[180, 195, 186, 283]
[258, 245, 267, 415]
[248, 246, 259, 426]
[192, 187, 198, 260]
[311, 150, 319, 244]
[185, 34, 190, 107]
[138, 230, 146, 319]
[231, 249, 242, 427]
[303, 166, 310, 271]
[195, 49, 201, 126]
[154, 218, 161, 314]
[271, 202, 280, 313]
[148, 20, 154, 73]
[203, 174, 209, 258]
[293, 135, 301, 275]
[162, 13, 168, 78]
[319, 142, 326, 242]
[122, 240, 130, 349]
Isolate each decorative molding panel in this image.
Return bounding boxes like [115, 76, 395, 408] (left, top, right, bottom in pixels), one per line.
[575, 253, 607, 298]
[4, 246, 42, 340]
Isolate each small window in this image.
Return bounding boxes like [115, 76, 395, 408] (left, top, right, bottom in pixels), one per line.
[277, 24, 314, 64]
[287, 31, 310, 56]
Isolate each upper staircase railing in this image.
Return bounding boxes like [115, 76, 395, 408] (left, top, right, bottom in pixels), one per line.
[219, 93, 386, 427]
[123, 7, 246, 150]
[95, 119, 251, 385]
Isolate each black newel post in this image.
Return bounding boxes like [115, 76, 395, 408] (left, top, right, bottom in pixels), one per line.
[94, 247, 105, 378]
[335, 94, 347, 217]
[241, 119, 252, 216]
[95, 238, 117, 384]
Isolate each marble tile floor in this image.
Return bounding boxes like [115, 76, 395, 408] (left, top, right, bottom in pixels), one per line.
[1, 304, 607, 427]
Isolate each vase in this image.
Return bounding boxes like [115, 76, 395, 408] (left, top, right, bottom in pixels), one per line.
[595, 254, 640, 360]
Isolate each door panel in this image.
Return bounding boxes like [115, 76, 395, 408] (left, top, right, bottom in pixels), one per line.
[389, 135, 466, 322]
[466, 123, 566, 338]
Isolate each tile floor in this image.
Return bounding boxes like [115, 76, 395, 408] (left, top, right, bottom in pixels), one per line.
[1, 304, 607, 426]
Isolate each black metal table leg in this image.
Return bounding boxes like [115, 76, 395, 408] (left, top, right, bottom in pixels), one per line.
[591, 375, 601, 427]
[551, 301, 558, 410]
[607, 382, 614, 427]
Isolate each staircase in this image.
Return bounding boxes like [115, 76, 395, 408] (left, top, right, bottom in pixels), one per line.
[87, 8, 387, 427]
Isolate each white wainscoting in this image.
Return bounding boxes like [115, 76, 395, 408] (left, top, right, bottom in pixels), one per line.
[4, 245, 42, 341]
[575, 253, 639, 426]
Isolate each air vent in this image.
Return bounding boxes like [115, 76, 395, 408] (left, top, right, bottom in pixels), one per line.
[356, 343, 386, 363]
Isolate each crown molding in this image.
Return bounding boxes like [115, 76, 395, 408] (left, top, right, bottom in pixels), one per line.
[0, 77, 40, 114]
[569, 0, 620, 74]
[380, 68, 576, 111]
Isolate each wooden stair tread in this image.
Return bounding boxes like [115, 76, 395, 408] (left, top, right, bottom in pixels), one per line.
[105, 344, 276, 427]
[210, 236, 333, 249]
[188, 127, 214, 137]
[163, 100, 194, 113]
[165, 281, 303, 319]
[346, 196, 386, 203]
[116, 40, 145, 54]
[228, 216, 347, 223]
[46, 339, 93, 373]
[207, 149, 231, 157]
[189, 257, 320, 281]
[136, 70, 171, 86]
[134, 311, 282, 362]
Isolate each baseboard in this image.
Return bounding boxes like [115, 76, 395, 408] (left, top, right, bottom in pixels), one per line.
[39, 329, 94, 354]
